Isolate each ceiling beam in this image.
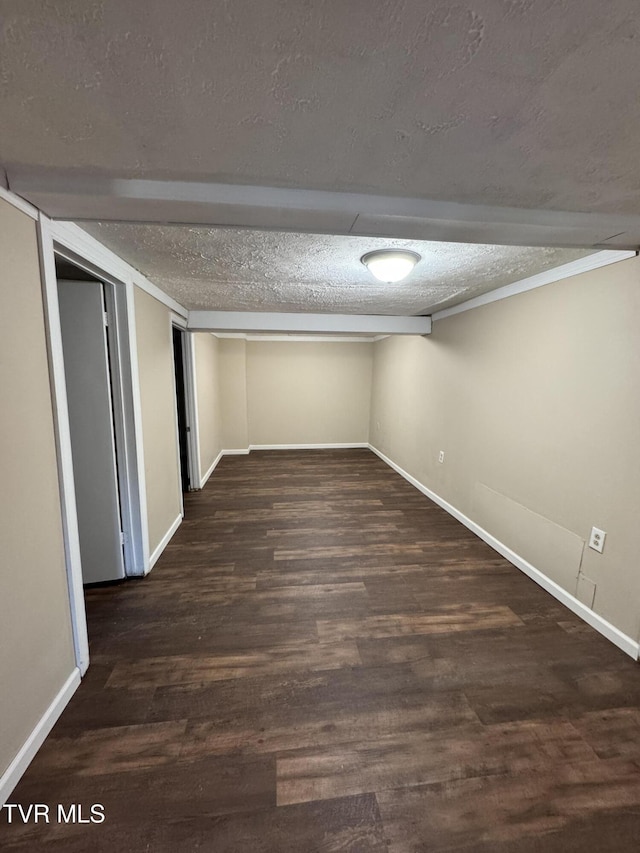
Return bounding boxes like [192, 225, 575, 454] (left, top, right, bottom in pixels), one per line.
[187, 311, 431, 336]
[8, 170, 640, 250]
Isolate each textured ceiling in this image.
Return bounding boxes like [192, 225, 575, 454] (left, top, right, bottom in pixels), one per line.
[2, 0, 640, 216]
[79, 223, 592, 314]
[1, 1, 634, 315]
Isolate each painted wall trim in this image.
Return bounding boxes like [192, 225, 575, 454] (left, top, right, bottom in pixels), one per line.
[147, 513, 182, 574]
[0, 183, 39, 220]
[37, 215, 90, 675]
[170, 312, 187, 329]
[189, 311, 432, 336]
[0, 668, 81, 808]
[250, 443, 369, 451]
[432, 250, 637, 321]
[168, 318, 185, 519]
[48, 221, 188, 319]
[185, 333, 203, 489]
[368, 444, 639, 660]
[43, 216, 150, 581]
[222, 448, 251, 456]
[123, 281, 151, 574]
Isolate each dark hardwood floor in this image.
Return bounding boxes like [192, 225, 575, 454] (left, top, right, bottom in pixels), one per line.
[3, 449, 640, 851]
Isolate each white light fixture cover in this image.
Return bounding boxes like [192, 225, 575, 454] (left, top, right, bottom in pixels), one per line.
[361, 249, 421, 282]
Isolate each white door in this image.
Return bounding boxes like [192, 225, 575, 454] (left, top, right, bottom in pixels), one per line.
[58, 279, 126, 583]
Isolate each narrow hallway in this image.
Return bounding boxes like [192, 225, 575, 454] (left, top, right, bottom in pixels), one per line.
[4, 450, 640, 851]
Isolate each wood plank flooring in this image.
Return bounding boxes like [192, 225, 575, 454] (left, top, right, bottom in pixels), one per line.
[3, 449, 640, 851]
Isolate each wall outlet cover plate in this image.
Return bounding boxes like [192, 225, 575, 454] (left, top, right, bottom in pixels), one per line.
[588, 526, 606, 553]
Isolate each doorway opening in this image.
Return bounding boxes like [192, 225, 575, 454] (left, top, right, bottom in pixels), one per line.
[172, 325, 192, 494]
[54, 256, 146, 589]
[39, 219, 151, 675]
[56, 259, 127, 584]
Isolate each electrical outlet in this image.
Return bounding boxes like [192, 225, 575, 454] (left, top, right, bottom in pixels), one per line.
[588, 526, 606, 554]
[438, 450, 445, 463]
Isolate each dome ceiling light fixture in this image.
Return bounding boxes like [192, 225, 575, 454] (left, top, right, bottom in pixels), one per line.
[361, 249, 421, 283]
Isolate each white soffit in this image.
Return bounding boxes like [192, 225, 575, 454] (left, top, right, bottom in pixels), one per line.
[214, 333, 381, 342]
[75, 223, 595, 315]
[189, 311, 430, 336]
[10, 174, 640, 249]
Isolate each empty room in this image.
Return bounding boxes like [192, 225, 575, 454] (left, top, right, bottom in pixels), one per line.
[2, 2, 640, 850]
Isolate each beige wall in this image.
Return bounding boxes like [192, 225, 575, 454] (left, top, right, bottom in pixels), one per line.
[219, 338, 249, 450]
[133, 288, 182, 553]
[193, 333, 222, 482]
[370, 257, 640, 641]
[246, 340, 373, 446]
[0, 198, 76, 780]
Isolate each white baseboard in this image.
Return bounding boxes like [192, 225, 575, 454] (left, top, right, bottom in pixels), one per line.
[0, 668, 81, 808]
[198, 445, 367, 489]
[147, 512, 182, 573]
[249, 443, 369, 451]
[368, 444, 639, 660]
[199, 450, 224, 488]
[196, 448, 251, 490]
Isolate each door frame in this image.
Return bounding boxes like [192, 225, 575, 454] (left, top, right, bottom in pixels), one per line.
[100, 278, 147, 577]
[37, 216, 174, 673]
[170, 313, 201, 492]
